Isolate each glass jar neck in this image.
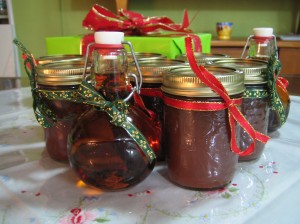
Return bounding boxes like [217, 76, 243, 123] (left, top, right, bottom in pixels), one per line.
[91, 44, 130, 101]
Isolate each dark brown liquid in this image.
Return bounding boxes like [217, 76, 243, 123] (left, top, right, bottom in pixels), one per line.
[164, 95, 239, 189]
[268, 85, 290, 133]
[69, 108, 155, 190]
[69, 72, 158, 190]
[140, 83, 164, 160]
[239, 94, 269, 161]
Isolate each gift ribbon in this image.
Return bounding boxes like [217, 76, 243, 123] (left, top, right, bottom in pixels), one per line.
[184, 36, 270, 156]
[83, 4, 193, 35]
[266, 52, 287, 127]
[164, 96, 243, 111]
[14, 39, 156, 163]
[81, 5, 202, 54]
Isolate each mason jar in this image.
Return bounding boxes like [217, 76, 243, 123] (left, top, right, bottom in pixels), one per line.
[212, 58, 270, 161]
[162, 66, 245, 189]
[36, 60, 90, 162]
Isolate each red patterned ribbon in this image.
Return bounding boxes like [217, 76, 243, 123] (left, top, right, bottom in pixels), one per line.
[185, 36, 270, 156]
[140, 88, 163, 98]
[83, 5, 193, 35]
[164, 96, 243, 111]
[276, 76, 289, 94]
[81, 5, 202, 54]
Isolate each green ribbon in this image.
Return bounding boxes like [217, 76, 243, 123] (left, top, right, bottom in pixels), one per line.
[243, 89, 269, 99]
[14, 39, 156, 163]
[266, 51, 287, 127]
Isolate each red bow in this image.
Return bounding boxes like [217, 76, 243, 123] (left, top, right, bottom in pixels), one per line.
[82, 4, 193, 35]
[185, 36, 270, 156]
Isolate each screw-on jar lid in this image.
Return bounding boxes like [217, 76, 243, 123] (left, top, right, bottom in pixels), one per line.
[176, 52, 230, 64]
[36, 60, 90, 86]
[36, 54, 84, 65]
[162, 65, 245, 97]
[127, 52, 166, 63]
[129, 59, 185, 83]
[211, 58, 268, 84]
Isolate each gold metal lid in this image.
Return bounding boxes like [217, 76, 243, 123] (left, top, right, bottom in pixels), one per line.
[211, 58, 267, 84]
[175, 52, 230, 64]
[129, 59, 185, 83]
[162, 65, 245, 97]
[127, 52, 166, 63]
[36, 54, 85, 65]
[36, 60, 90, 86]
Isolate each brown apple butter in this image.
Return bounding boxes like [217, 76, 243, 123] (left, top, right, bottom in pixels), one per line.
[212, 59, 270, 161]
[36, 60, 90, 162]
[162, 66, 245, 189]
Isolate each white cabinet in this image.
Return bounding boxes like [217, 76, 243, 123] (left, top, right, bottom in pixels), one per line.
[0, 0, 19, 78]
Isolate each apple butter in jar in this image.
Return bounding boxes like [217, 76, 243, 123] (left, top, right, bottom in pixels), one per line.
[162, 66, 245, 189]
[36, 60, 90, 162]
[212, 58, 270, 161]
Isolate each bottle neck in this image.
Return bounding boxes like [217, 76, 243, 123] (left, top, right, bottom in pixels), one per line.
[91, 44, 130, 101]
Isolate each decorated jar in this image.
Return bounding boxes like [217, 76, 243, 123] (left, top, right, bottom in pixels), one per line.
[162, 66, 245, 189]
[212, 58, 270, 161]
[36, 60, 90, 162]
[242, 27, 290, 133]
[69, 31, 158, 191]
[129, 58, 185, 160]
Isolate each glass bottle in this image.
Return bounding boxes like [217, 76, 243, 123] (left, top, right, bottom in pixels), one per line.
[162, 66, 244, 189]
[212, 58, 270, 161]
[242, 27, 290, 133]
[36, 60, 90, 162]
[69, 31, 157, 191]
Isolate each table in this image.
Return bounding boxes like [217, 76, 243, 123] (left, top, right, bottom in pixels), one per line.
[1, 87, 300, 224]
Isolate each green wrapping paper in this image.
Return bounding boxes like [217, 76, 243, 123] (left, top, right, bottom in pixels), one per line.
[45, 33, 211, 58]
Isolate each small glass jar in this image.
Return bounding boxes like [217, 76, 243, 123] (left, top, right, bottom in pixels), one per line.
[162, 66, 245, 189]
[36, 60, 90, 162]
[129, 59, 185, 160]
[212, 58, 270, 161]
[69, 31, 158, 191]
[176, 52, 230, 65]
[242, 27, 290, 133]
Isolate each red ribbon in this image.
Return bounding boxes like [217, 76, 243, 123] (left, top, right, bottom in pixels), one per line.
[83, 5, 193, 35]
[164, 96, 243, 111]
[81, 5, 202, 54]
[184, 36, 270, 156]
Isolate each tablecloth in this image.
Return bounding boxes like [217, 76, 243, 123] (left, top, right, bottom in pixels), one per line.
[0, 87, 300, 224]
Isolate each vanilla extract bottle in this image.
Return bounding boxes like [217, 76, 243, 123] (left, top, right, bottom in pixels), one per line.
[68, 31, 158, 191]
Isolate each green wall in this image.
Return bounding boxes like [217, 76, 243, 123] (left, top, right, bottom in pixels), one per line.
[11, 0, 299, 78]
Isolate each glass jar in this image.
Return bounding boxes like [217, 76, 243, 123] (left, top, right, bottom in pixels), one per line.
[69, 31, 158, 191]
[162, 66, 245, 189]
[175, 52, 230, 65]
[36, 60, 90, 162]
[212, 58, 270, 161]
[129, 59, 185, 160]
[242, 27, 290, 133]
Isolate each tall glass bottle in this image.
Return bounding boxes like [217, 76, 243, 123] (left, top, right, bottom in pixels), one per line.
[242, 27, 290, 133]
[68, 31, 157, 191]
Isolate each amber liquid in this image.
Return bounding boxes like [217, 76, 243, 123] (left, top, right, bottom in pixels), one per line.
[69, 72, 157, 190]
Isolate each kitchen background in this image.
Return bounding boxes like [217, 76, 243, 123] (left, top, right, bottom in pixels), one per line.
[1, 0, 299, 82]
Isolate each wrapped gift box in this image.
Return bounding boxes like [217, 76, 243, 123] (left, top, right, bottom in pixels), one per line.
[45, 33, 211, 59]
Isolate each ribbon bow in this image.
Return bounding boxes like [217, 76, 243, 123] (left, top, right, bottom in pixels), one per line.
[266, 52, 288, 127]
[83, 4, 192, 35]
[185, 36, 270, 156]
[14, 39, 156, 163]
